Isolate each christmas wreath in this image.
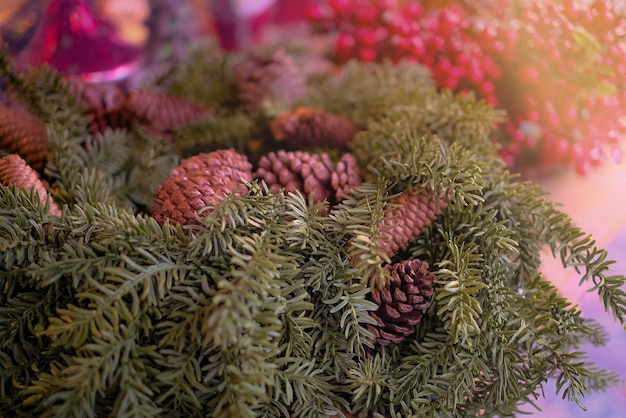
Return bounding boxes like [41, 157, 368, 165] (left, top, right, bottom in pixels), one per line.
[1, 42, 625, 417]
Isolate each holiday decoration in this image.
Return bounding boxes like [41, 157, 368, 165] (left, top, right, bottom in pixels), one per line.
[1, 40, 626, 418]
[13, 0, 144, 82]
[308, 0, 626, 175]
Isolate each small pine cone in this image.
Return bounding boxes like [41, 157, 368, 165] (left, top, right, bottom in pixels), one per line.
[69, 79, 130, 133]
[254, 150, 335, 204]
[270, 106, 359, 150]
[235, 48, 307, 112]
[151, 149, 252, 226]
[331, 153, 361, 202]
[0, 103, 48, 171]
[377, 186, 448, 259]
[367, 259, 435, 346]
[0, 154, 61, 217]
[122, 91, 211, 140]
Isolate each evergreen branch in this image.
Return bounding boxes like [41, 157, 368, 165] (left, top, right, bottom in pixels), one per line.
[279, 280, 315, 359]
[390, 330, 476, 416]
[24, 326, 160, 418]
[538, 202, 626, 324]
[187, 183, 283, 259]
[125, 130, 179, 209]
[305, 60, 435, 126]
[331, 181, 392, 288]
[203, 232, 288, 417]
[175, 111, 261, 158]
[165, 44, 240, 109]
[553, 351, 593, 410]
[84, 129, 133, 176]
[152, 347, 212, 415]
[311, 262, 378, 372]
[0, 51, 88, 138]
[284, 191, 331, 254]
[355, 130, 486, 210]
[266, 357, 338, 418]
[38, 245, 189, 347]
[0, 291, 51, 359]
[345, 353, 392, 414]
[434, 236, 487, 346]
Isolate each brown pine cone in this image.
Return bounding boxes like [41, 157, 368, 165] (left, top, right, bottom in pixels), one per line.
[121, 91, 211, 141]
[0, 103, 48, 171]
[234, 48, 307, 112]
[69, 79, 130, 134]
[377, 186, 448, 259]
[367, 259, 435, 346]
[254, 150, 361, 207]
[270, 106, 359, 151]
[151, 149, 253, 226]
[0, 154, 61, 217]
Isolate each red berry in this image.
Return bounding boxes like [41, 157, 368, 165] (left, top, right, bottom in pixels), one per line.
[358, 46, 378, 62]
[336, 33, 356, 61]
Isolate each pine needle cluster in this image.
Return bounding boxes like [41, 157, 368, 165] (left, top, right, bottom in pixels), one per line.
[1, 43, 625, 418]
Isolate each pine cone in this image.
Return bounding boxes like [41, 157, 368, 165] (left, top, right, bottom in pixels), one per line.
[122, 91, 211, 141]
[270, 106, 359, 150]
[377, 186, 448, 259]
[69, 79, 130, 134]
[0, 103, 48, 171]
[234, 48, 307, 112]
[254, 150, 361, 207]
[151, 149, 252, 226]
[367, 259, 435, 346]
[0, 154, 61, 217]
[331, 153, 361, 202]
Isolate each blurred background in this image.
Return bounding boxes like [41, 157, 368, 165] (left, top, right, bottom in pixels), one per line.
[0, 1, 624, 416]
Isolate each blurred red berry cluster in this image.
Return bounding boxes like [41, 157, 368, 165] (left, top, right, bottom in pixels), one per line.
[307, 0, 626, 175]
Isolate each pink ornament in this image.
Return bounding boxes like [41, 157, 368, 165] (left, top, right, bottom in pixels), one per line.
[15, 0, 144, 82]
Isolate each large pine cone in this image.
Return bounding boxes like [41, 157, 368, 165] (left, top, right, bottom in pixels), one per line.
[377, 186, 448, 259]
[0, 154, 61, 217]
[270, 106, 359, 150]
[367, 259, 435, 346]
[254, 150, 361, 207]
[151, 149, 253, 226]
[234, 48, 307, 112]
[0, 103, 48, 171]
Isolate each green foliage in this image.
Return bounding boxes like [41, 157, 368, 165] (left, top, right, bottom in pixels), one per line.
[1, 47, 625, 418]
[164, 42, 241, 109]
[304, 60, 436, 126]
